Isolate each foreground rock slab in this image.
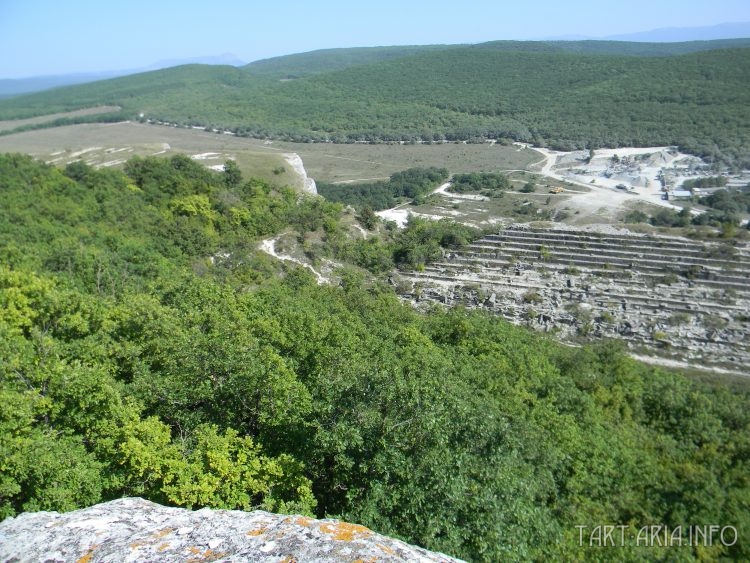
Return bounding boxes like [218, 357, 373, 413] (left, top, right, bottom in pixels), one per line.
[0, 498, 462, 562]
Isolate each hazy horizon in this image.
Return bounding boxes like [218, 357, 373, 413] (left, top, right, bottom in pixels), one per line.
[1, 0, 749, 79]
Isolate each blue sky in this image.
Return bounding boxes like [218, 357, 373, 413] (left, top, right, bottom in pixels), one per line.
[1, 0, 749, 78]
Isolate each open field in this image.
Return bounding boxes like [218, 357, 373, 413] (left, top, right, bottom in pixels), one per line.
[0, 121, 304, 189]
[1, 121, 744, 230]
[0, 118, 686, 228]
[0, 121, 540, 184]
[249, 139, 541, 182]
[0, 105, 121, 133]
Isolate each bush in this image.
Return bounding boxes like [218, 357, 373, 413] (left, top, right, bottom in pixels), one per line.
[623, 209, 649, 223]
[451, 173, 510, 193]
[522, 289, 542, 304]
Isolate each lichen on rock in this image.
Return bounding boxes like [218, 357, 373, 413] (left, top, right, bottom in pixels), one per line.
[0, 497, 463, 562]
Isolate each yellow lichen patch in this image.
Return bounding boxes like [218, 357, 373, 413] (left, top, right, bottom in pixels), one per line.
[377, 543, 396, 555]
[152, 527, 175, 539]
[76, 545, 97, 563]
[353, 558, 377, 563]
[293, 516, 313, 527]
[186, 548, 227, 563]
[158, 542, 171, 552]
[279, 557, 297, 563]
[319, 521, 373, 542]
[246, 526, 268, 537]
[129, 540, 148, 549]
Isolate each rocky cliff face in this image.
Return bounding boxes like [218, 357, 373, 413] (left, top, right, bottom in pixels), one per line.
[284, 153, 317, 195]
[0, 498, 461, 562]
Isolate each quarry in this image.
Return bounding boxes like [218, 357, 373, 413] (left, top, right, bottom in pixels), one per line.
[534, 144, 750, 207]
[395, 224, 750, 375]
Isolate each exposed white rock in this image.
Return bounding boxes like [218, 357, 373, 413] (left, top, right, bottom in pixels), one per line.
[284, 152, 317, 194]
[0, 498, 462, 562]
[190, 152, 221, 160]
[259, 237, 327, 284]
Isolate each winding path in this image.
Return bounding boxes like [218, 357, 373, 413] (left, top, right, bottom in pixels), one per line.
[259, 237, 327, 284]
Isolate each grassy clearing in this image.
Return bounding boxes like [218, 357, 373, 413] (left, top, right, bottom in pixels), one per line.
[0, 121, 300, 188]
[0, 121, 540, 185]
[406, 179, 660, 227]
[0, 105, 121, 133]
[258, 141, 540, 182]
[0, 120, 666, 227]
[396, 168, 607, 227]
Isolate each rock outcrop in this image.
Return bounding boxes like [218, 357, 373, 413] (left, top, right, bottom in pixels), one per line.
[398, 225, 750, 374]
[284, 153, 317, 195]
[0, 498, 461, 562]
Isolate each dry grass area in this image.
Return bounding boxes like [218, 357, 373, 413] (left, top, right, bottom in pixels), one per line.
[250, 140, 541, 182]
[0, 120, 704, 229]
[0, 122, 302, 189]
[0, 106, 121, 133]
[0, 104, 540, 178]
[0, 122, 540, 189]
[0, 120, 701, 230]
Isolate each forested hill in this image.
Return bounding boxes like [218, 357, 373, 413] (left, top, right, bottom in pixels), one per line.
[239, 38, 750, 78]
[1, 40, 749, 164]
[471, 37, 750, 56]
[243, 44, 456, 78]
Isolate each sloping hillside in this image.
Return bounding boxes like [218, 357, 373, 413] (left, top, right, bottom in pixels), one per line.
[472, 37, 750, 56]
[0, 41, 748, 164]
[243, 44, 456, 78]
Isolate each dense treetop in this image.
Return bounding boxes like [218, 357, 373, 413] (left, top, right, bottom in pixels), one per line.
[472, 37, 750, 56]
[242, 39, 750, 79]
[1, 153, 748, 560]
[243, 44, 457, 78]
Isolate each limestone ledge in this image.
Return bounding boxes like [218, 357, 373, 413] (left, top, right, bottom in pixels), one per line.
[0, 497, 462, 562]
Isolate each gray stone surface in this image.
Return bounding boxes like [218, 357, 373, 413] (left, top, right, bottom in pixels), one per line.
[0, 498, 462, 562]
[397, 225, 750, 375]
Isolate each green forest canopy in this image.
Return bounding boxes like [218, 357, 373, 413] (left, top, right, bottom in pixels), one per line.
[1, 153, 748, 561]
[1, 40, 749, 166]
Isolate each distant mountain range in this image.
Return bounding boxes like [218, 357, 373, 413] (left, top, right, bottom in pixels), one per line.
[146, 53, 246, 70]
[0, 71, 126, 99]
[605, 21, 750, 42]
[0, 53, 246, 98]
[2, 21, 749, 98]
[544, 21, 750, 42]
